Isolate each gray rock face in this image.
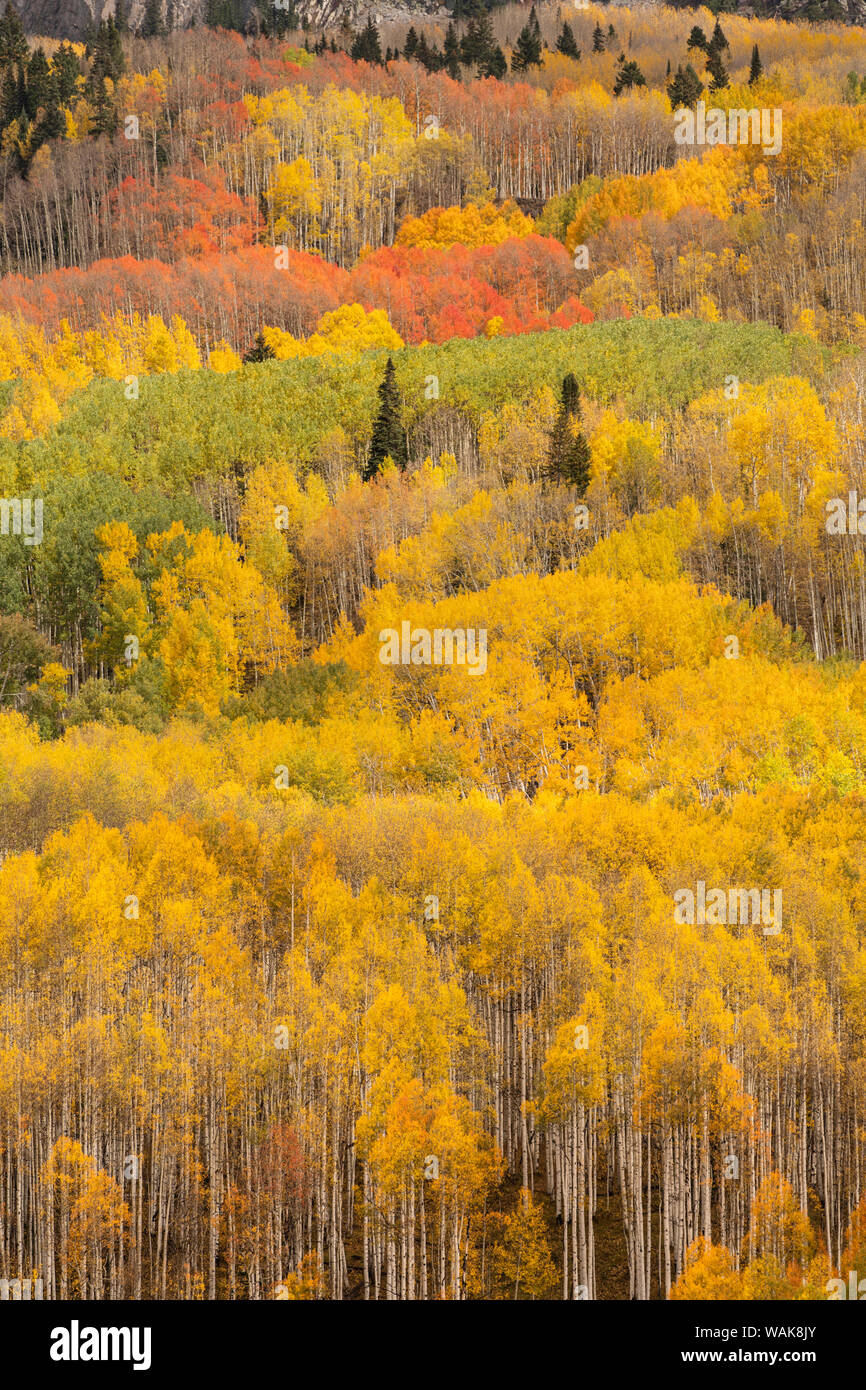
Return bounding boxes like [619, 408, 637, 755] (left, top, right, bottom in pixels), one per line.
[17, 0, 105, 40]
[14, 0, 866, 42]
[16, 0, 205, 39]
[13, 0, 432, 38]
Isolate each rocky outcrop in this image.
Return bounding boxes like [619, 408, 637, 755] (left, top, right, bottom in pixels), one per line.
[15, 0, 450, 38]
[16, 0, 202, 39]
[13, 0, 866, 42]
[17, 0, 104, 39]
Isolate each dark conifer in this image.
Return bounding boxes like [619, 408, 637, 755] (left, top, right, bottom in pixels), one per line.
[365, 357, 406, 479]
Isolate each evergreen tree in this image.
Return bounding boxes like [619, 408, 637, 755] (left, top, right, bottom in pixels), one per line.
[0, 62, 21, 127]
[592, 23, 604, 53]
[206, 0, 243, 31]
[91, 76, 117, 137]
[474, 4, 495, 59]
[141, 0, 166, 38]
[25, 47, 52, 118]
[36, 93, 64, 142]
[365, 357, 406, 479]
[749, 43, 763, 84]
[511, 6, 542, 72]
[270, 0, 299, 35]
[545, 374, 591, 492]
[444, 21, 461, 79]
[561, 372, 580, 416]
[555, 22, 580, 59]
[108, 14, 125, 74]
[243, 331, 276, 364]
[706, 45, 728, 91]
[687, 24, 708, 51]
[461, 4, 495, 68]
[709, 17, 728, 52]
[481, 44, 507, 79]
[416, 33, 439, 72]
[0, 3, 26, 68]
[667, 62, 703, 109]
[613, 56, 646, 96]
[459, 23, 474, 66]
[88, 17, 125, 89]
[29, 53, 64, 144]
[351, 17, 383, 65]
[404, 25, 419, 59]
[52, 43, 81, 104]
